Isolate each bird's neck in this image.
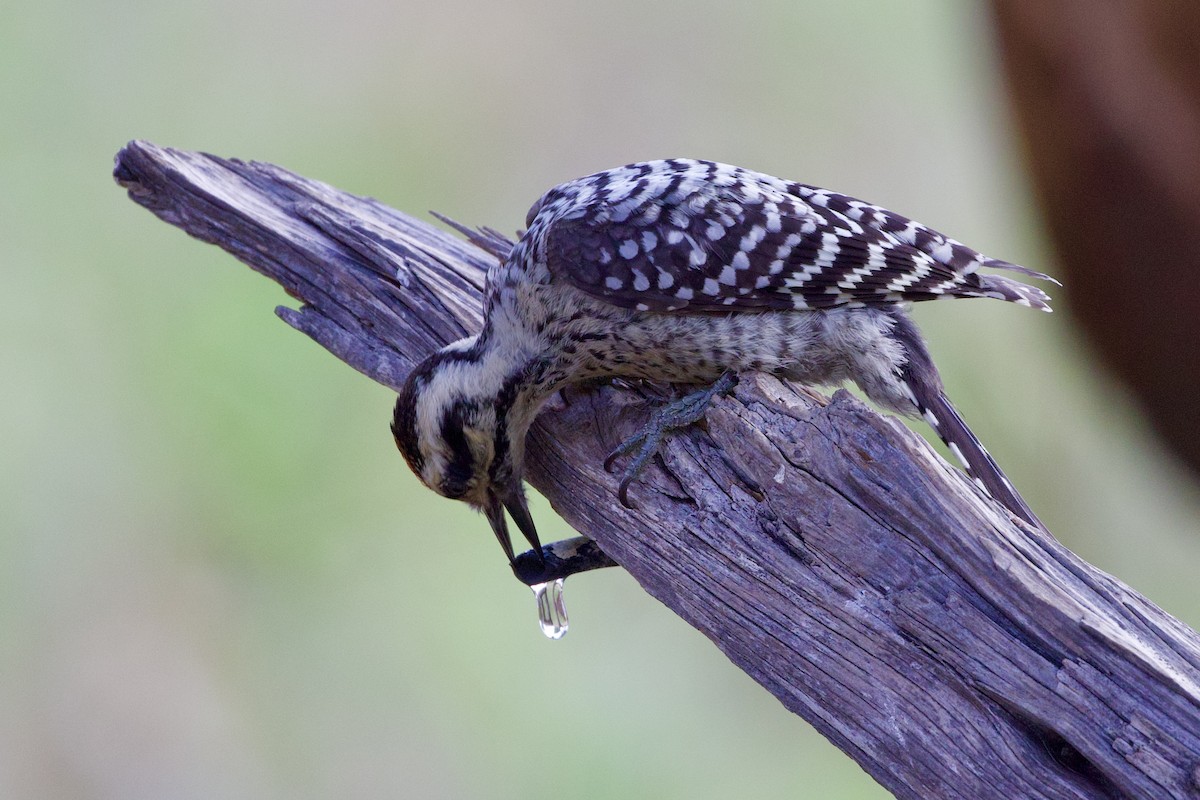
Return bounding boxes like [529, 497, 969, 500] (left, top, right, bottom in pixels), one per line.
[446, 323, 559, 483]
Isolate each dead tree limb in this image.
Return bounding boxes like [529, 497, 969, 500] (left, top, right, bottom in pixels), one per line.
[113, 140, 1200, 800]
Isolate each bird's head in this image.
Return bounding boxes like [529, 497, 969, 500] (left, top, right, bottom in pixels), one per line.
[391, 342, 542, 564]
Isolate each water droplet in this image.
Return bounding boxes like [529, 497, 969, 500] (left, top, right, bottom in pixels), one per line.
[530, 578, 568, 639]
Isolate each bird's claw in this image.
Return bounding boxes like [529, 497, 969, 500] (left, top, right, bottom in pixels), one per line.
[616, 473, 639, 510]
[605, 372, 739, 507]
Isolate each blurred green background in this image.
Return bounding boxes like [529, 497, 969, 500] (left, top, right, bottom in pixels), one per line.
[4, 1, 1199, 798]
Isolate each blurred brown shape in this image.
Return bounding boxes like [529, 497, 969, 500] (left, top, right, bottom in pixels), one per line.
[993, 1, 1200, 476]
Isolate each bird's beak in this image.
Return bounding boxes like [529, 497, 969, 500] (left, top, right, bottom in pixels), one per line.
[483, 486, 544, 566]
[503, 488, 543, 557]
[484, 489, 517, 563]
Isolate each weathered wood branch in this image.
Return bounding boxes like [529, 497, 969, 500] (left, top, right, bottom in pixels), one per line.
[114, 140, 1200, 800]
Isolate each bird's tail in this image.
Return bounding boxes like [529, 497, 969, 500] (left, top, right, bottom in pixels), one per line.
[908, 381, 1042, 528]
[889, 313, 1043, 529]
[968, 264, 1055, 312]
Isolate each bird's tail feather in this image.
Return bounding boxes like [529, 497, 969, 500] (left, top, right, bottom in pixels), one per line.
[889, 312, 1042, 528]
[972, 271, 1054, 312]
[908, 383, 1042, 529]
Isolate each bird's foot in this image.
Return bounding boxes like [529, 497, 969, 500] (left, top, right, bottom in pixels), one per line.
[604, 371, 739, 507]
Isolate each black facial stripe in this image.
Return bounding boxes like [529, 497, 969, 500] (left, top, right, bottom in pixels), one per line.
[488, 376, 522, 486]
[420, 346, 479, 373]
[438, 404, 476, 499]
[392, 387, 423, 474]
[488, 359, 548, 485]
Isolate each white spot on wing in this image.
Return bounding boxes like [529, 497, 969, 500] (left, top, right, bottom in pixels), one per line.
[782, 262, 824, 288]
[896, 220, 921, 244]
[931, 241, 954, 263]
[776, 233, 803, 259]
[739, 226, 766, 251]
[886, 260, 932, 292]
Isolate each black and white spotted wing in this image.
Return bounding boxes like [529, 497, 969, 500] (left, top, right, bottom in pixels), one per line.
[525, 159, 1054, 314]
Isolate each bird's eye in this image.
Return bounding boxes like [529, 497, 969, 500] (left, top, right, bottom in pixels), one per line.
[440, 462, 473, 499]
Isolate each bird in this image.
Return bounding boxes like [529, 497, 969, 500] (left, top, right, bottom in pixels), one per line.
[391, 158, 1055, 566]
